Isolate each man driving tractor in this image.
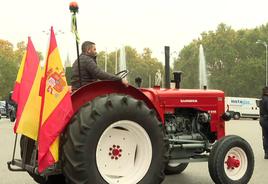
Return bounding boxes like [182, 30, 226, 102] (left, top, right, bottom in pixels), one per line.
[71, 41, 128, 90]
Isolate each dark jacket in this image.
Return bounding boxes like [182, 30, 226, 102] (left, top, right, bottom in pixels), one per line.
[260, 95, 268, 128]
[71, 54, 121, 90]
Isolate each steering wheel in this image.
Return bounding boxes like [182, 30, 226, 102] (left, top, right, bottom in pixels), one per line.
[115, 70, 129, 79]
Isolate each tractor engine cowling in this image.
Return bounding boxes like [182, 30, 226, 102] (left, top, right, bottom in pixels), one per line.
[165, 111, 210, 136]
[164, 108, 216, 159]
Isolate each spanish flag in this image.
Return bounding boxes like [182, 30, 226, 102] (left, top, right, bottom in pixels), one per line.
[38, 27, 73, 172]
[12, 37, 43, 140]
[12, 52, 26, 103]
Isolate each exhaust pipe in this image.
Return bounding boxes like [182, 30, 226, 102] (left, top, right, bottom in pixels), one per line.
[172, 71, 182, 89]
[164, 46, 170, 89]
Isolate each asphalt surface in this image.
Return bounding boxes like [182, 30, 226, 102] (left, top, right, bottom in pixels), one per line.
[0, 118, 267, 184]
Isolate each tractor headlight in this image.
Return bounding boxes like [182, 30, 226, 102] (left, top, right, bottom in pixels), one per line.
[221, 112, 232, 121]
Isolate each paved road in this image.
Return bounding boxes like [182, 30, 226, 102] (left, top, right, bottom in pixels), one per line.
[0, 118, 267, 184]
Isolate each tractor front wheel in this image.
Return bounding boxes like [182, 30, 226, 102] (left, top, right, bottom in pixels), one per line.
[208, 135, 254, 184]
[62, 94, 167, 184]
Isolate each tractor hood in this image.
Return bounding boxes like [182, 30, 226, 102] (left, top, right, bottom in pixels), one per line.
[139, 87, 225, 114]
[140, 87, 224, 100]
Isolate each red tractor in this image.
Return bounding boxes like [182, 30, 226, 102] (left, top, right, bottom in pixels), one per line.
[8, 49, 254, 184]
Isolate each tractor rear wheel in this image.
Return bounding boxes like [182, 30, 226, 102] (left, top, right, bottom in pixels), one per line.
[208, 135, 254, 184]
[62, 94, 167, 184]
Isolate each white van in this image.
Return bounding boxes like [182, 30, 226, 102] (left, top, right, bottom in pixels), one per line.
[225, 97, 260, 120]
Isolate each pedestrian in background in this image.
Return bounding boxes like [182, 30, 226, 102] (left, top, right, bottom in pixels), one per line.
[259, 86, 268, 159]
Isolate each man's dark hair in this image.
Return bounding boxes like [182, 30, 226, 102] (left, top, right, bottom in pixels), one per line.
[81, 41, 95, 53]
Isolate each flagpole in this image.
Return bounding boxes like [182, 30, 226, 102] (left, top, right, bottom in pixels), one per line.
[74, 17, 81, 87]
[69, 2, 81, 87]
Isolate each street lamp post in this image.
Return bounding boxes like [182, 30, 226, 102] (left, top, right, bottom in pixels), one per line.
[105, 48, 108, 72]
[256, 40, 268, 86]
[115, 48, 118, 74]
[42, 29, 65, 64]
[42, 29, 64, 35]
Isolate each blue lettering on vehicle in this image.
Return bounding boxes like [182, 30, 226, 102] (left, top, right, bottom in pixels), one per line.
[230, 99, 251, 105]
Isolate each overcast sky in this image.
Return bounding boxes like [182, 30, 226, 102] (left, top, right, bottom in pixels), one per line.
[2, 0, 268, 64]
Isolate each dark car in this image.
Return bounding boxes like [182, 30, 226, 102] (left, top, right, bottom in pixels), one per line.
[0, 101, 7, 118]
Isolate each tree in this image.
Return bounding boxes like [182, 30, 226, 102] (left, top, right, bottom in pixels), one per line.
[65, 67, 72, 85]
[0, 39, 43, 100]
[174, 42, 200, 89]
[173, 23, 268, 98]
[0, 55, 18, 100]
[96, 46, 164, 87]
[0, 40, 17, 99]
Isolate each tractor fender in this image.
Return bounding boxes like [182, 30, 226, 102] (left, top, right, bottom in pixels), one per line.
[71, 81, 164, 123]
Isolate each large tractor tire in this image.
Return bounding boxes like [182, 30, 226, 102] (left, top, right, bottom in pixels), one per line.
[165, 161, 188, 175]
[208, 135, 254, 184]
[20, 136, 65, 184]
[62, 94, 168, 184]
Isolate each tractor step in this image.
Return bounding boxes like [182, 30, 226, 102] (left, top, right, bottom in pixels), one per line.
[7, 159, 35, 172]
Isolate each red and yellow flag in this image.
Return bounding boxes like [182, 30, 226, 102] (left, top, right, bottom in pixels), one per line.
[38, 27, 73, 172]
[12, 37, 43, 140]
[12, 53, 26, 103]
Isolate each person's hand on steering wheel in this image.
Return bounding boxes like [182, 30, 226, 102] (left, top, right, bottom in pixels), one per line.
[121, 79, 128, 87]
[115, 70, 129, 87]
[115, 70, 129, 79]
